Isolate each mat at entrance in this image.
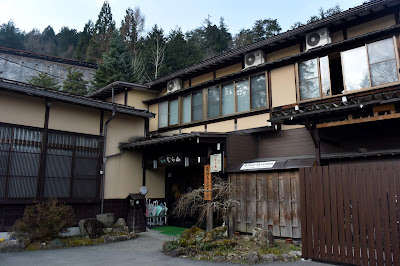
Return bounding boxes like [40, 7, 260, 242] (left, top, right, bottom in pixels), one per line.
[152, 226, 187, 236]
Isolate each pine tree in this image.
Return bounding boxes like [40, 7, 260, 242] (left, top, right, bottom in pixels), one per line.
[74, 20, 94, 61]
[56, 27, 79, 59]
[86, 1, 116, 63]
[62, 69, 88, 95]
[120, 7, 145, 56]
[0, 20, 25, 50]
[28, 73, 60, 90]
[92, 31, 134, 88]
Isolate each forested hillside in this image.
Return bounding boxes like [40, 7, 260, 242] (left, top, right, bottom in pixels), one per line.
[0, 1, 341, 90]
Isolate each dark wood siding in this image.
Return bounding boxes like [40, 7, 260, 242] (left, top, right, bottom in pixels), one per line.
[226, 135, 258, 172]
[258, 127, 314, 158]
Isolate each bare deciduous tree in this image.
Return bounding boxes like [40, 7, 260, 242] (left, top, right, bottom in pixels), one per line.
[151, 35, 165, 79]
[173, 175, 240, 237]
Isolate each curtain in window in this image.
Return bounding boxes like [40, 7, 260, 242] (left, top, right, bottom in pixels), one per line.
[182, 95, 191, 124]
[192, 91, 203, 121]
[158, 101, 168, 128]
[169, 99, 178, 126]
[222, 83, 235, 115]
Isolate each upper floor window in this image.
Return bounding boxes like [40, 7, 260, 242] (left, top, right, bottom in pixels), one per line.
[250, 74, 267, 109]
[192, 90, 203, 121]
[236, 79, 250, 112]
[298, 37, 399, 102]
[222, 83, 235, 115]
[158, 101, 168, 128]
[169, 99, 178, 126]
[182, 95, 191, 124]
[208, 86, 220, 118]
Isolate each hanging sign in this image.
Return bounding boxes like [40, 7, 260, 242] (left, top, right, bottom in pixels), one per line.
[158, 153, 183, 166]
[240, 161, 276, 170]
[210, 153, 222, 173]
[204, 164, 212, 200]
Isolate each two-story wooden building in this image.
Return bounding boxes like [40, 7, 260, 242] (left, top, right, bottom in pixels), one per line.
[88, 0, 400, 238]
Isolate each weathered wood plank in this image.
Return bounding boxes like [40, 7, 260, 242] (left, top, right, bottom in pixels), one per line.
[386, 161, 400, 266]
[272, 172, 280, 236]
[342, 165, 353, 264]
[323, 166, 332, 261]
[299, 168, 308, 258]
[305, 167, 314, 258]
[335, 165, 346, 264]
[349, 165, 361, 265]
[291, 172, 300, 238]
[365, 164, 377, 265]
[311, 167, 319, 259]
[378, 162, 392, 266]
[371, 163, 384, 265]
[356, 164, 368, 266]
[317, 167, 325, 260]
[329, 165, 339, 263]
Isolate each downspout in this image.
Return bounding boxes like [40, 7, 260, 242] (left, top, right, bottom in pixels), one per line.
[101, 109, 116, 214]
[101, 86, 116, 214]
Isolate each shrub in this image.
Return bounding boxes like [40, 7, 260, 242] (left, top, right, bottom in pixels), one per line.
[10, 198, 75, 243]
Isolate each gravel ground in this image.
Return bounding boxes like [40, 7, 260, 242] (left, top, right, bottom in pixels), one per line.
[0, 230, 327, 266]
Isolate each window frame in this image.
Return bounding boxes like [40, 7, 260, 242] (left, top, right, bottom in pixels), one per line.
[296, 36, 400, 103]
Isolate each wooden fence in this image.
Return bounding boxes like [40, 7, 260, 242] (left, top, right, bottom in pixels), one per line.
[300, 162, 400, 266]
[230, 171, 301, 238]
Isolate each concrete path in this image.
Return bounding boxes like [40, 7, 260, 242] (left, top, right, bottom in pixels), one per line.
[0, 230, 328, 266]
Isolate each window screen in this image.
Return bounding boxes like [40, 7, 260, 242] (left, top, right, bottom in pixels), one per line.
[158, 101, 168, 128]
[222, 83, 235, 115]
[182, 95, 191, 124]
[208, 86, 220, 118]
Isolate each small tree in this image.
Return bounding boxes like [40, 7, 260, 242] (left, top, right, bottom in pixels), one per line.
[173, 176, 240, 237]
[63, 69, 88, 95]
[28, 72, 60, 90]
[10, 198, 75, 244]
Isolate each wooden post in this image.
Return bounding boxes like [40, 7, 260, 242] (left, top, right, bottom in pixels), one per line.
[306, 123, 321, 166]
[204, 165, 213, 231]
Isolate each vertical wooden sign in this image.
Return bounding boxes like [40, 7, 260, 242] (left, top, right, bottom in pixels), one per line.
[204, 164, 212, 200]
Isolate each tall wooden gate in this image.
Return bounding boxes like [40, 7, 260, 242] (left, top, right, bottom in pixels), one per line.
[230, 170, 301, 238]
[300, 162, 400, 266]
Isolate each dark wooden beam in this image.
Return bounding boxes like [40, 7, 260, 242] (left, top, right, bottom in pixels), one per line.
[37, 99, 51, 200]
[306, 123, 321, 166]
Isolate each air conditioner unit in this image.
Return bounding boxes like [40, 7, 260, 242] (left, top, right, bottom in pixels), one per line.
[166, 78, 182, 94]
[305, 28, 331, 50]
[244, 50, 265, 69]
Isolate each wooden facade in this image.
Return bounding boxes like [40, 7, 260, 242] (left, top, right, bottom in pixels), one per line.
[231, 171, 300, 238]
[300, 162, 400, 266]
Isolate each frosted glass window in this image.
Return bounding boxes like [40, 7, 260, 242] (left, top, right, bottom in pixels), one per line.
[222, 83, 234, 115]
[236, 79, 250, 112]
[367, 38, 398, 86]
[299, 58, 320, 100]
[192, 91, 203, 121]
[250, 74, 266, 109]
[169, 99, 178, 126]
[342, 46, 370, 92]
[208, 86, 220, 118]
[158, 101, 168, 128]
[182, 95, 191, 124]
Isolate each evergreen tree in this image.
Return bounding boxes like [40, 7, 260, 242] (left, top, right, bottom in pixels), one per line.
[92, 31, 134, 88]
[86, 1, 116, 63]
[233, 18, 281, 48]
[28, 72, 60, 90]
[62, 69, 88, 95]
[0, 20, 25, 50]
[74, 20, 94, 61]
[56, 27, 79, 58]
[120, 7, 145, 56]
[163, 28, 202, 76]
[187, 16, 232, 59]
[41, 26, 58, 56]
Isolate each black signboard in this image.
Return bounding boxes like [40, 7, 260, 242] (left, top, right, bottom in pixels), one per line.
[158, 153, 184, 166]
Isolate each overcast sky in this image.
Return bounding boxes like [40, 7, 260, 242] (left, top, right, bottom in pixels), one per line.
[0, 0, 364, 36]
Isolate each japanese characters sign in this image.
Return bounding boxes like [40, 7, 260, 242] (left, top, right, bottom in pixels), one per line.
[204, 164, 212, 201]
[210, 153, 222, 173]
[158, 153, 183, 166]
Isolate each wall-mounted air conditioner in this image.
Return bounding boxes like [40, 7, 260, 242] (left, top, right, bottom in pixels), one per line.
[305, 28, 331, 50]
[166, 78, 182, 94]
[244, 49, 265, 69]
